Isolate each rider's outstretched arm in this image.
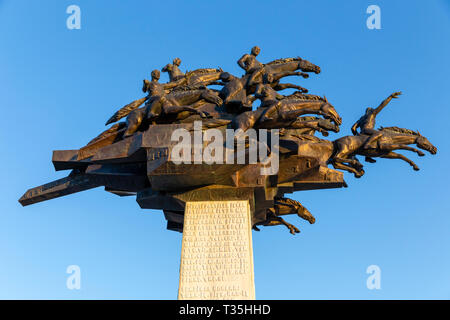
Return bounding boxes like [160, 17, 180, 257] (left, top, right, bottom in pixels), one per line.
[373, 91, 402, 115]
[351, 121, 359, 135]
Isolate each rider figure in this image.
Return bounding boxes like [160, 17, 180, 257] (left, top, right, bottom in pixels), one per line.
[219, 72, 256, 112]
[237, 46, 264, 87]
[351, 91, 402, 149]
[170, 57, 184, 81]
[142, 69, 164, 95]
[142, 70, 169, 121]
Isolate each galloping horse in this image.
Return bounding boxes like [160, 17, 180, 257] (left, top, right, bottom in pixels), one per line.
[265, 57, 321, 74]
[162, 66, 223, 87]
[247, 57, 321, 87]
[253, 197, 316, 235]
[124, 87, 223, 137]
[233, 96, 342, 131]
[330, 127, 437, 177]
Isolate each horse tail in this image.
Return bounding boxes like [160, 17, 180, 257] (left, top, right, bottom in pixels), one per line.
[265, 57, 300, 66]
[105, 96, 147, 125]
[86, 122, 125, 146]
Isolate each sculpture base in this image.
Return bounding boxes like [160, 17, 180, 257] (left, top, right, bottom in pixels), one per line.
[178, 200, 255, 300]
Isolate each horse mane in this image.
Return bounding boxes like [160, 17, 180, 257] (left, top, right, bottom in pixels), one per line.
[170, 84, 206, 92]
[379, 126, 419, 136]
[275, 196, 301, 207]
[185, 68, 221, 76]
[285, 91, 326, 102]
[266, 57, 300, 66]
[297, 116, 320, 121]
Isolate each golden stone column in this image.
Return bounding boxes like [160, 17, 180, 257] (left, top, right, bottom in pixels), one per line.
[178, 200, 256, 300]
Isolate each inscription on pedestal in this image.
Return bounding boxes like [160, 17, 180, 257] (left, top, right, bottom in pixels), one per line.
[178, 200, 255, 300]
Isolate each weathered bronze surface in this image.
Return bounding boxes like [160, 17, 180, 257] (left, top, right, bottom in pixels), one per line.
[19, 47, 437, 234]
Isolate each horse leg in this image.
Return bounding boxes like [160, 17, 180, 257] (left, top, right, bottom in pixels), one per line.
[380, 151, 420, 171]
[266, 216, 300, 235]
[334, 155, 363, 170]
[351, 156, 365, 170]
[331, 159, 365, 178]
[289, 120, 315, 130]
[365, 156, 377, 163]
[252, 224, 261, 231]
[272, 70, 309, 82]
[124, 108, 145, 137]
[379, 143, 425, 156]
[331, 141, 363, 175]
[297, 122, 329, 136]
[164, 105, 210, 118]
[201, 90, 223, 106]
[276, 83, 308, 92]
[145, 99, 163, 121]
[290, 84, 308, 92]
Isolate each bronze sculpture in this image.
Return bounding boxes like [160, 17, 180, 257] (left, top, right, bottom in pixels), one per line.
[19, 46, 437, 235]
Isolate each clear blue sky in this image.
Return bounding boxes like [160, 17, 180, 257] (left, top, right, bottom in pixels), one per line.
[0, 0, 449, 299]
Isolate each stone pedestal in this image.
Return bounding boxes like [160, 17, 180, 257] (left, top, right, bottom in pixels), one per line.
[178, 200, 255, 300]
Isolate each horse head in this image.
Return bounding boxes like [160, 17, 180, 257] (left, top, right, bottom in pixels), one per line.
[318, 118, 340, 133]
[298, 58, 321, 74]
[416, 132, 437, 154]
[297, 206, 315, 224]
[320, 98, 342, 126]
